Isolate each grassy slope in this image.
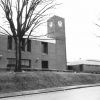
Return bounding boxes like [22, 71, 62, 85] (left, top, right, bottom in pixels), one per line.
[0, 71, 100, 93]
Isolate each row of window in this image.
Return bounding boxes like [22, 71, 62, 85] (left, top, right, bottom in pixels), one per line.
[67, 65, 83, 72]
[7, 36, 48, 54]
[7, 58, 31, 66]
[7, 58, 49, 69]
[7, 36, 31, 52]
[7, 58, 31, 70]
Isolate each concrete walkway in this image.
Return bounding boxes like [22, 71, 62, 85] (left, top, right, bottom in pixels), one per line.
[0, 83, 100, 98]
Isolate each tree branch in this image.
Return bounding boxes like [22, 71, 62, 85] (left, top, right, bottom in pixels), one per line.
[0, 26, 11, 36]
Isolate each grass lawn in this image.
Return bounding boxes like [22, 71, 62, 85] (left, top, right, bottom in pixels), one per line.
[0, 71, 100, 93]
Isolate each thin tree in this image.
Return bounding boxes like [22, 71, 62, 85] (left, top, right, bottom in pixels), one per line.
[0, 0, 56, 72]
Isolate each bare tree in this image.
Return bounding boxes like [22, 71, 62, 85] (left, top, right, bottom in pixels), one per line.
[0, 0, 56, 72]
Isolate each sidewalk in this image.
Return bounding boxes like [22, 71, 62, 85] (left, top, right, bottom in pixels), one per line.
[0, 83, 100, 98]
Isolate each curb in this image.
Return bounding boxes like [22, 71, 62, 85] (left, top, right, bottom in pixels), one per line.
[0, 83, 100, 98]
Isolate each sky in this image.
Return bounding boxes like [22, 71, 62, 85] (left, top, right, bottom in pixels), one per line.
[1, 0, 100, 62]
[53, 0, 100, 62]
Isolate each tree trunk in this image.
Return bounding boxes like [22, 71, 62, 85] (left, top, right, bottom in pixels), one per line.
[14, 38, 22, 72]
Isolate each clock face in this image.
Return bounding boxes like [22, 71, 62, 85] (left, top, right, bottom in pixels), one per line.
[58, 21, 62, 27]
[49, 22, 53, 27]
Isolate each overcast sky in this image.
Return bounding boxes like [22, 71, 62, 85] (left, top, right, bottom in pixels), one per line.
[54, 0, 100, 62]
[1, 0, 100, 62]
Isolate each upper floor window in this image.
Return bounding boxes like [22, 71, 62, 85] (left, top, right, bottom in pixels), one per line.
[21, 38, 25, 51]
[41, 42, 48, 54]
[8, 36, 12, 50]
[27, 39, 31, 52]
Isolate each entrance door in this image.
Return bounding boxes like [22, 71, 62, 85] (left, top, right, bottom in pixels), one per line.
[42, 61, 48, 69]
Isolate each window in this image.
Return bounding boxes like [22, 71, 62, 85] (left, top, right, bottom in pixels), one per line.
[42, 61, 48, 69]
[7, 58, 31, 70]
[21, 59, 31, 68]
[27, 39, 31, 52]
[68, 66, 73, 70]
[7, 58, 16, 70]
[41, 42, 48, 54]
[7, 58, 16, 65]
[79, 64, 83, 72]
[8, 36, 12, 50]
[21, 38, 25, 51]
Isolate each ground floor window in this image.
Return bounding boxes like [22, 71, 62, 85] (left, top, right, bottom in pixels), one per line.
[42, 61, 48, 69]
[7, 58, 31, 70]
[68, 66, 73, 70]
[79, 64, 83, 72]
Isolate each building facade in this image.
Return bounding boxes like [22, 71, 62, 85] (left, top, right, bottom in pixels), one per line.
[67, 60, 100, 73]
[0, 15, 67, 71]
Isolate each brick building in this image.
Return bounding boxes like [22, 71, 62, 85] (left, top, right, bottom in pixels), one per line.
[0, 15, 66, 71]
[67, 60, 100, 73]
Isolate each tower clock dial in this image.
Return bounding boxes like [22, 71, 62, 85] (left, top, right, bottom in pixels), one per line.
[58, 21, 62, 27]
[49, 22, 53, 27]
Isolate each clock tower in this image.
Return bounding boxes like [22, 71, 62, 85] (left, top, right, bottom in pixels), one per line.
[47, 15, 66, 70]
[47, 15, 65, 39]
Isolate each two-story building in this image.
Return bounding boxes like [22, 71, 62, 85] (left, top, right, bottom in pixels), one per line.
[0, 15, 66, 71]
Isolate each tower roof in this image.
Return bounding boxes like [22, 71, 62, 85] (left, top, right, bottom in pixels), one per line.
[47, 15, 64, 22]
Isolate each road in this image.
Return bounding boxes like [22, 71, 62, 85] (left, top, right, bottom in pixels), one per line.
[1, 86, 100, 100]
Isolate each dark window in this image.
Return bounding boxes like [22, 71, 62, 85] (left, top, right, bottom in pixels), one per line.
[79, 64, 83, 71]
[68, 66, 73, 70]
[41, 42, 48, 54]
[42, 61, 48, 69]
[21, 38, 25, 51]
[27, 39, 31, 52]
[8, 36, 12, 50]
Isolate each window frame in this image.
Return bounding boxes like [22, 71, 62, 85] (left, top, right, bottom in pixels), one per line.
[21, 38, 25, 51]
[7, 36, 12, 50]
[42, 61, 49, 69]
[27, 39, 31, 52]
[41, 42, 48, 54]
